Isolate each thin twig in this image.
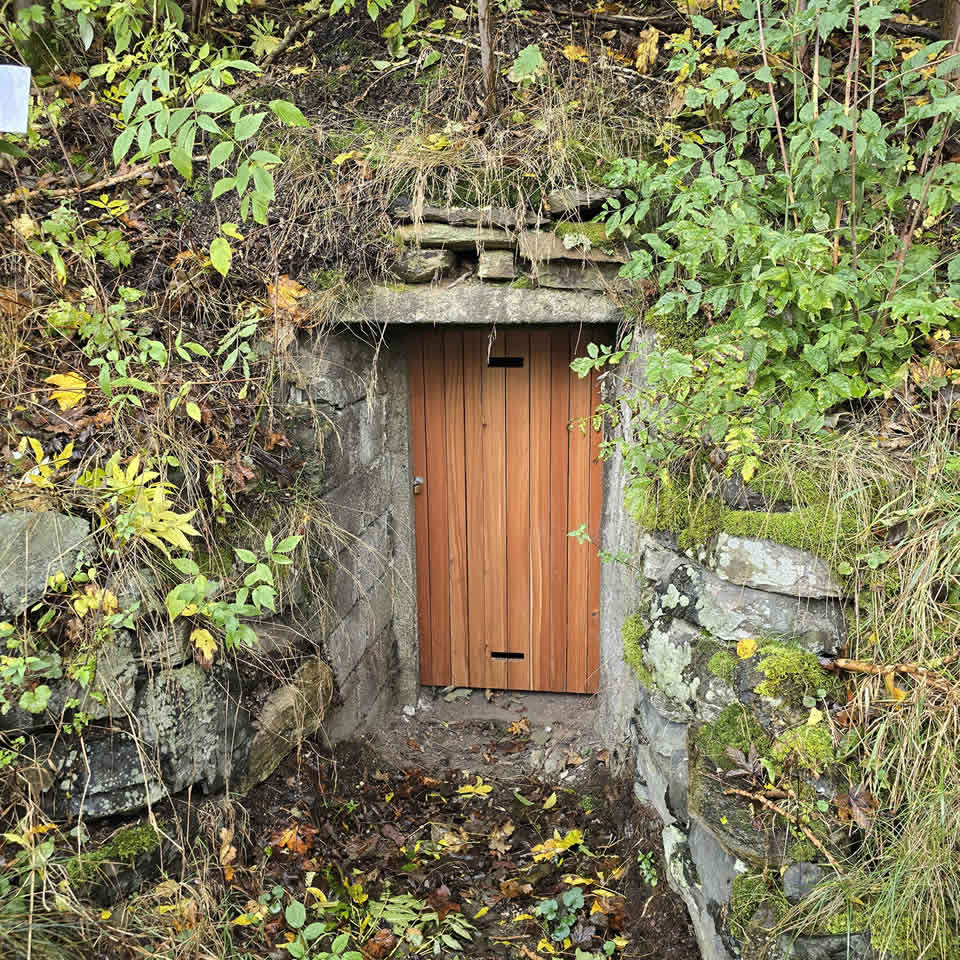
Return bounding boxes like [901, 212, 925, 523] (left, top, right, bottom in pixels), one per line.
[261, 10, 330, 67]
[723, 787, 846, 874]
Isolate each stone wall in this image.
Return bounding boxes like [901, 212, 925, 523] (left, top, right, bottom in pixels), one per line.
[1, 327, 413, 820]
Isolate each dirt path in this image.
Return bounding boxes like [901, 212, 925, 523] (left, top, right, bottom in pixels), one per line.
[239, 690, 701, 960]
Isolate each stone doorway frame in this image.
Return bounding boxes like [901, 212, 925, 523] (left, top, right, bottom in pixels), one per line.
[346, 283, 641, 748]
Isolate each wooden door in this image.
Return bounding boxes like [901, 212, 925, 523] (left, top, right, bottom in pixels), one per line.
[408, 327, 603, 694]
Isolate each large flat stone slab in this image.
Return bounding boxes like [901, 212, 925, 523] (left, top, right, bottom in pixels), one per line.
[395, 223, 516, 251]
[391, 200, 543, 229]
[707, 533, 842, 599]
[348, 283, 622, 325]
[545, 187, 618, 214]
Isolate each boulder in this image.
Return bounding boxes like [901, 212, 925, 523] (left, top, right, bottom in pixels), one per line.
[391, 249, 456, 282]
[775, 931, 880, 960]
[239, 657, 334, 791]
[0, 511, 90, 617]
[707, 534, 842, 599]
[783, 862, 827, 904]
[478, 249, 516, 279]
[394, 223, 516, 250]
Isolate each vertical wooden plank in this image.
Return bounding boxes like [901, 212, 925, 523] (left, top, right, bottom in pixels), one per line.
[529, 330, 552, 692]
[548, 330, 571, 692]
[586, 367, 604, 693]
[481, 329, 508, 690]
[463, 331, 487, 688]
[566, 328, 592, 694]
[504, 330, 531, 690]
[408, 335, 435, 684]
[444, 330, 469, 687]
[424, 330, 452, 686]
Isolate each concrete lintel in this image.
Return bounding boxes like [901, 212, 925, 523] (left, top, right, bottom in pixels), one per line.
[345, 283, 623, 326]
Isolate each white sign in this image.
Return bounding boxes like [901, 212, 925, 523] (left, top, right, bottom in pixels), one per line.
[0, 65, 31, 134]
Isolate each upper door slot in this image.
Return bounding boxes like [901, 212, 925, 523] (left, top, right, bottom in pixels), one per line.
[488, 356, 524, 368]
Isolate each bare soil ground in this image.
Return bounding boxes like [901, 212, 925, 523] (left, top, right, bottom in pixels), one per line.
[240, 690, 700, 960]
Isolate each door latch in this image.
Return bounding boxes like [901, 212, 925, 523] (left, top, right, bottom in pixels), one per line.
[413, 475, 425, 495]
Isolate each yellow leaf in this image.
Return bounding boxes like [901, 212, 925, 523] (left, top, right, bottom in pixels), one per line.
[634, 27, 660, 74]
[537, 939, 556, 954]
[45, 372, 87, 411]
[473, 906, 489, 919]
[232, 912, 262, 925]
[332, 150, 363, 165]
[562, 44, 589, 63]
[542, 791, 557, 810]
[458, 775, 493, 796]
[736, 637, 758, 659]
[100, 909, 112, 920]
[191, 628, 217, 664]
[181, 604, 199, 617]
[807, 707, 824, 726]
[883, 671, 907, 701]
[561, 875, 593, 885]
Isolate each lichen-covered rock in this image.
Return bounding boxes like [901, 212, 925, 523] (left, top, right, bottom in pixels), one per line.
[478, 249, 516, 279]
[532, 260, 630, 293]
[658, 564, 846, 655]
[544, 186, 618, 213]
[707, 534, 842, 599]
[774, 931, 881, 960]
[0, 510, 90, 617]
[391, 249, 456, 282]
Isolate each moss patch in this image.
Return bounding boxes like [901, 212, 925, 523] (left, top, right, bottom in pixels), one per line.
[772, 724, 835, 774]
[730, 872, 788, 935]
[554, 220, 619, 255]
[629, 470, 859, 562]
[708, 650, 737, 685]
[754, 643, 844, 706]
[623, 612, 653, 687]
[695, 703, 771, 769]
[66, 822, 165, 887]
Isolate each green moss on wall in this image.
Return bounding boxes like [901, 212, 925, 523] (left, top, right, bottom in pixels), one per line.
[630, 470, 858, 563]
[772, 724, 836, 774]
[754, 643, 844, 705]
[708, 650, 737, 685]
[66, 822, 165, 887]
[695, 703, 771, 770]
[623, 612, 654, 687]
[554, 220, 618, 254]
[730, 872, 787, 934]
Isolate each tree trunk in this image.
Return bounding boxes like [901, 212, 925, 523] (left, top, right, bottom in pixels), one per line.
[477, 0, 497, 119]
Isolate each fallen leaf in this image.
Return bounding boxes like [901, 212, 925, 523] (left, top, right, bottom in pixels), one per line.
[634, 27, 660, 73]
[542, 791, 557, 810]
[458, 775, 492, 797]
[500, 878, 533, 898]
[191, 628, 217, 668]
[427, 884, 460, 920]
[562, 44, 589, 63]
[507, 716, 530, 736]
[363, 928, 397, 958]
[488, 820, 515, 856]
[219, 826, 237, 883]
[736, 636, 758, 659]
[883, 670, 908, 701]
[45, 372, 87, 411]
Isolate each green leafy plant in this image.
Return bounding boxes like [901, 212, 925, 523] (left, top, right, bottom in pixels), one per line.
[635, 850, 658, 888]
[535, 887, 585, 942]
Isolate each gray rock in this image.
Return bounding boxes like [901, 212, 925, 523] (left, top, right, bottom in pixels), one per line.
[708, 534, 842, 599]
[391, 200, 543, 229]
[662, 825, 733, 960]
[776, 931, 880, 960]
[533, 260, 630, 293]
[478, 249, 516, 279]
[661, 564, 846, 655]
[631, 688, 690, 826]
[238, 657, 334, 791]
[392, 249, 456, 282]
[544, 187, 618, 214]
[349, 283, 622, 326]
[518, 230, 630, 264]
[783, 862, 827, 904]
[0, 511, 90, 617]
[395, 223, 516, 250]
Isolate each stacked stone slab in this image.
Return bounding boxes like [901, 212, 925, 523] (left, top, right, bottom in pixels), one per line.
[389, 190, 635, 294]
